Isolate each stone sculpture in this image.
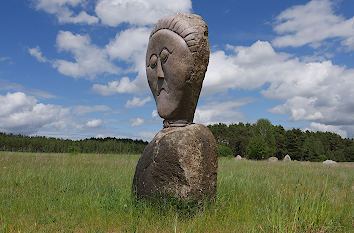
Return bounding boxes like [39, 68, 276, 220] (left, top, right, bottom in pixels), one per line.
[133, 13, 217, 202]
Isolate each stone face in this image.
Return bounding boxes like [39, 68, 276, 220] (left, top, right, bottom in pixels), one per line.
[268, 157, 278, 162]
[323, 160, 337, 165]
[133, 124, 218, 201]
[146, 13, 209, 125]
[283, 154, 291, 162]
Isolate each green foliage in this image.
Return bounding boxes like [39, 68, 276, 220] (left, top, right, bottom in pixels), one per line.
[208, 120, 354, 162]
[0, 152, 352, 232]
[318, 154, 327, 162]
[68, 145, 80, 154]
[246, 136, 269, 160]
[0, 132, 148, 154]
[252, 119, 273, 137]
[252, 119, 276, 157]
[217, 144, 233, 157]
[303, 136, 325, 161]
[344, 143, 354, 161]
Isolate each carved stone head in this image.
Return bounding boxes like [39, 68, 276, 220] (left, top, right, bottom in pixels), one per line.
[146, 13, 209, 126]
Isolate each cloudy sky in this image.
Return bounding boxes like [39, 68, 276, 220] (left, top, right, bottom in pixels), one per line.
[1, 0, 354, 140]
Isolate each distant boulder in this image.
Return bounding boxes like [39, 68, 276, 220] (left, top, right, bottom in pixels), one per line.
[234, 155, 243, 161]
[268, 157, 278, 162]
[323, 160, 337, 165]
[283, 154, 291, 162]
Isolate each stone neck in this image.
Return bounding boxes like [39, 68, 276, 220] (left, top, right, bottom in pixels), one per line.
[163, 119, 193, 128]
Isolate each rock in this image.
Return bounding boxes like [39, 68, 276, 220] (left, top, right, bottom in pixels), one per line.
[268, 157, 278, 162]
[283, 154, 291, 162]
[234, 155, 243, 161]
[323, 160, 337, 165]
[133, 124, 218, 202]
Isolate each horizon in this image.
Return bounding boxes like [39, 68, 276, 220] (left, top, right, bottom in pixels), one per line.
[1, 0, 354, 140]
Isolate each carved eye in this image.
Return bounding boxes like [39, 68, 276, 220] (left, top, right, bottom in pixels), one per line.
[149, 54, 158, 69]
[160, 48, 170, 64]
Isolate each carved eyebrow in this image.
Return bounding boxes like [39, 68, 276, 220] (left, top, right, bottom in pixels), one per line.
[160, 47, 173, 55]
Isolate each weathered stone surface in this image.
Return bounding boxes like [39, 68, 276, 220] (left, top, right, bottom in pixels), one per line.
[323, 160, 337, 165]
[283, 154, 291, 162]
[146, 13, 209, 125]
[133, 124, 218, 201]
[268, 157, 278, 162]
[234, 155, 243, 161]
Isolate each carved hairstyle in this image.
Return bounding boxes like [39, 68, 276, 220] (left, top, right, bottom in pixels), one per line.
[150, 13, 210, 84]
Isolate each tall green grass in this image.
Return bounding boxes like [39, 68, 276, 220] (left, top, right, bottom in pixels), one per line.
[0, 152, 352, 232]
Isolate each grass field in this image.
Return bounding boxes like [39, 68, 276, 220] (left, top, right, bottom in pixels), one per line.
[0, 152, 352, 232]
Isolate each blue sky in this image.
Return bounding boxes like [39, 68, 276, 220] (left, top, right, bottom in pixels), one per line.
[1, 0, 354, 140]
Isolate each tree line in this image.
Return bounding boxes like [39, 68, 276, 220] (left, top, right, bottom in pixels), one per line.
[208, 119, 354, 162]
[0, 133, 147, 154]
[1, 119, 353, 162]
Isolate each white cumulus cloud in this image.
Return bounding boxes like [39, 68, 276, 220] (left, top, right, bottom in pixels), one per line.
[272, 0, 354, 50]
[130, 117, 144, 127]
[304, 122, 348, 138]
[194, 99, 252, 125]
[92, 78, 139, 95]
[33, 0, 98, 24]
[96, 27, 151, 93]
[95, 0, 192, 26]
[86, 119, 103, 128]
[202, 40, 354, 137]
[125, 96, 151, 108]
[106, 27, 150, 62]
[28, 46, 48, 62]
[203, 41, 289, 95]
[0, 92, 71, 134]
[37, 27, 150, 92]
[152, 110, 159, 119]
[53, 31, 120, 78]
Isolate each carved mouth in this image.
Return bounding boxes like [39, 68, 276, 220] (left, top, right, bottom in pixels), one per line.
[157, 87, 166, 96]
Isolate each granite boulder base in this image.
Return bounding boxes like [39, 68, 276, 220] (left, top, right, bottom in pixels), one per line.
[133, 124, 218, 201]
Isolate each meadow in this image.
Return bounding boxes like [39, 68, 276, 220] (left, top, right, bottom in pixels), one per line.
[0, 152, 352, 232]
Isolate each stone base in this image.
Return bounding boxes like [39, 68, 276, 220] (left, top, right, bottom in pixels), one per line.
[132, 124, 218, 202]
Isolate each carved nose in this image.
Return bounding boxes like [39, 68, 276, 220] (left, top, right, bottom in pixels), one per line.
[156, 59, 164, 79]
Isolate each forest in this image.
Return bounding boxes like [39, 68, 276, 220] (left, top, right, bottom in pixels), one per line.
[0, 133, 147, 154]
[208, 119, 354, 162]
[0, 119, 353, 161]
